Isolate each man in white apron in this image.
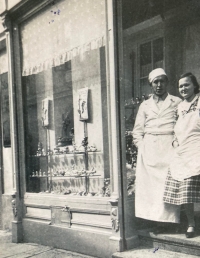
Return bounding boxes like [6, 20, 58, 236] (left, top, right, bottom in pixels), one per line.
[133, 68, 181, 225]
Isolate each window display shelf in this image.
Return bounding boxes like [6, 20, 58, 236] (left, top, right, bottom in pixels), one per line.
[30, 174, 101, 178]
[30, 151, 100, 158]
[28, 149, 107, 195]
[30, 155, 47, 157]
[29, 174, 110, 197]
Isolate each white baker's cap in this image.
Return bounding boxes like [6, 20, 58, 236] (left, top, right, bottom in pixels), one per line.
[148, 68, 167, 83]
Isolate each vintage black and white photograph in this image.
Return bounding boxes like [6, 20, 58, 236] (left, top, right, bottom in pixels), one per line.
[0, 0, 200, 257]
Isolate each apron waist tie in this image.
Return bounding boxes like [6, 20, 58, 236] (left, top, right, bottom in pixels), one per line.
[145, 131, 174, 135]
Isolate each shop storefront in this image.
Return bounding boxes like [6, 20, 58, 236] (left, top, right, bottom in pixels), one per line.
[1, 0, 200, 257]
[0, 1, 130, 257]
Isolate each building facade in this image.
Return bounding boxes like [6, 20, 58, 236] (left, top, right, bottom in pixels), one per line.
[0, 0, 200, 257]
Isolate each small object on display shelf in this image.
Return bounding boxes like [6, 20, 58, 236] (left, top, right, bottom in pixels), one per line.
[77, 145, 85, 152]
[53, 171, 58, 176]
[60, 170, 65, 176]
[78, 191, 87, 196]
[64, 190, 71, 195]
[37, 142, 43, 156]
[63, 146, 69, 154]
[57, 136, 72, 147]
[39, 170, 42, 177]
[47, 147, 53, 155]
[53, 145, 74, 155]
[42, 148, 46, 156]
[88, 145, 97, 152]
[88, 192, 96, 197]
[89, 167, 96, 175]
[54, 146, 60, 155]
[31, 170, 48, 178]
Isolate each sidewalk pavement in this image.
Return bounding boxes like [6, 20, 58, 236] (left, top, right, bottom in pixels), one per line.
[1, 230, 200, 258]
[0, 230, 95, 258]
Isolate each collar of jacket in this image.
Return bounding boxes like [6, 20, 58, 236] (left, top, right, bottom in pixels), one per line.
[153, 92, 168, 103]
[143, 93, 176, 114]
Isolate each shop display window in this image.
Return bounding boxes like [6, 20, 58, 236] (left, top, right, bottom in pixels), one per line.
[23, 48, 110, 196]
[21, 0, 110, 197]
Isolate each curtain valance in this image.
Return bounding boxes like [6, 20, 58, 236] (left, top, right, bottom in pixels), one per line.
[20, 0, 106, 76]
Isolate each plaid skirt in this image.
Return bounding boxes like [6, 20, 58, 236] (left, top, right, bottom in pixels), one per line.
[163, 171, 200, 205]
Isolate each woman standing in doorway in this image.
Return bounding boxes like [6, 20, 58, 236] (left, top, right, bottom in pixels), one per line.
[164, 72, 200, 238]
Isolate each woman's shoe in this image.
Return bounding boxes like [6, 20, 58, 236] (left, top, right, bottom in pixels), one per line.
[186, 226, 195, 238]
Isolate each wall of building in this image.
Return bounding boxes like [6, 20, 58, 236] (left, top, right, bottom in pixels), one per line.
[0, 31, 15, 232]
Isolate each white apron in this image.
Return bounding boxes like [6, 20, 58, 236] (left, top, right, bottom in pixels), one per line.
[133, 94, 181, 223]
[170, 96, 200, 181]
[135, 134, 180, 222]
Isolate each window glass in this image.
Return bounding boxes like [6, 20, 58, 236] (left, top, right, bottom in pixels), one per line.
[123, 26, 164, 199]
[22, 0, 110, 197]
[140, 38, 164, 96]
[153, 38, 164, 68]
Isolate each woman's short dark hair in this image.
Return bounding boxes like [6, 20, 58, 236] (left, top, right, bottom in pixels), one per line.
[179, 72, 200, 94]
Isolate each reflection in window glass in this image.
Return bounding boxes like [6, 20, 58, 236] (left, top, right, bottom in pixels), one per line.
[125, 36, 164, 196]
[140, 38, 164, 96]
[153, 38, 164, 68]
[140, 41, 151, 76]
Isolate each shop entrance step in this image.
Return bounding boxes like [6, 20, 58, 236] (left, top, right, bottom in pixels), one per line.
[137, 228, 200, 257]
[112, 245, 199, 258]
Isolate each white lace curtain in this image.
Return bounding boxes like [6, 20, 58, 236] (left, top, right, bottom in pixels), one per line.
[20, 0, 106, 76]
